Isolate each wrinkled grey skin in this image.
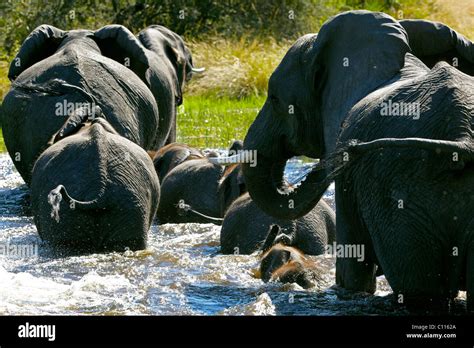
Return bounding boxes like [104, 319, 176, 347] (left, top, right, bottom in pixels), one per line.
[2, 24, 160, 185]
[242, 11, 474, 310]
[31, 114, 160, 254]
[137, 25, 201, 144]
[220, 193, 335, 255]
[152, 142, 205, 182]
[157, 141, 245, 224]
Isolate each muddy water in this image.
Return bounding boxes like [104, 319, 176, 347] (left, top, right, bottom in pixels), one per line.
[0, 153, 408, 315]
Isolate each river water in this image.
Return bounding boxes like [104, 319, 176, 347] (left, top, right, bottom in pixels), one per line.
[0, 153, 410, 315]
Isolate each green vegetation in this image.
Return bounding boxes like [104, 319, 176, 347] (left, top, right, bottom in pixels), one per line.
[0, 0, 472, 152]
[177, 95, 265, 149]
[0, 129, 5, 152]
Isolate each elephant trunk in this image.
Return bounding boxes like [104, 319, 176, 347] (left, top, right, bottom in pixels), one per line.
[241, 153, 338, 220]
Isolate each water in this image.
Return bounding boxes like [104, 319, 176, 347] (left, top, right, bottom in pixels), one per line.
[0, 153, 408, 315]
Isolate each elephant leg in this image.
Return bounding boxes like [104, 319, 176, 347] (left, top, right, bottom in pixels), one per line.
[165, 118, 177, 145]
[335, 231, 377, 293]
[335, 181, 377, 293]
[370, 221, 451, 312]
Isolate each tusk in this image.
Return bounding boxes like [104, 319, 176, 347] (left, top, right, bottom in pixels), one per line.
[208, 154, 245, 165]
[191, 67, 205, 73]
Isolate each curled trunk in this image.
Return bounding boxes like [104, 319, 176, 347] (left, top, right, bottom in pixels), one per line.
[241, 154, 337, 220]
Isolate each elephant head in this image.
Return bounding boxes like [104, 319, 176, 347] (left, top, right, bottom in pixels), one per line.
[135, 25, 204, 145]
[234, 11, 474, 220]
[137, 25, 204, 106]
[237, 11, 410, 219]
[260, 226, 321, 288]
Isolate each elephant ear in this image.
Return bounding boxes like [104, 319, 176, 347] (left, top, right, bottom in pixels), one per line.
[8, 25, 66, 81]
[165, 43, 185, 104]
[400, 19, 474, 75]
[218, 164, 246, 216]
[305, 11, 410, 97]
[300, 11, 411, 152]
[93, 25, 152, 84]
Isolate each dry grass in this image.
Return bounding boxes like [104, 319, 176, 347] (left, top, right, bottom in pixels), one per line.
[429, 0, 474, 39]
[185, 37, 291, 99]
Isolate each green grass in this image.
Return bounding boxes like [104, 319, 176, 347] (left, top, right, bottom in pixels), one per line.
[0, 128, 5, 153]
[177, 95, 265, 149]
[0, 61, 9, 104]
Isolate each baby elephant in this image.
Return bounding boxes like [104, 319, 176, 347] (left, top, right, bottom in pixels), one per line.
[31, 109, 160, 254]
[260, 226, 322, 289]
[156, 141, 245, 224]
[150, 143, 206, 182]
[220, 193, 335, 255]
[151, 141, 241, 183]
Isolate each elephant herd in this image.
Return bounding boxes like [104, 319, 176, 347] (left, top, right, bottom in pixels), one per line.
[2, 10, 474, 313]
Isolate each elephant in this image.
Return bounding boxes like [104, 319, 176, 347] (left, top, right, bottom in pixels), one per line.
[399, 19, 474, 76]
[151, 142, 206, 182]
[150, 142, 228, 182]
[219, 11, 474, 311]
[136, 25, 204, 144]
[156, 141, 246, 224]
[31, 108, 160, 253]
[260, 226, 322, 289]
[220, 193, 335, 255]
[2, 24, 163, 185]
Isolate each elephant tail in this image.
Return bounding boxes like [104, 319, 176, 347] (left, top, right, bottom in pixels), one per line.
[260, 224, 295, 254]
[349, 137, 474, 159]
[260, 225, 281, 253]
[175, 199, 223, 224]
[48, 184, 106, 223]
[280, 136, 474, 212]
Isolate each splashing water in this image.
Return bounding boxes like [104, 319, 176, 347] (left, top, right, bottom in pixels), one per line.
[3, 153, 459, 315]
